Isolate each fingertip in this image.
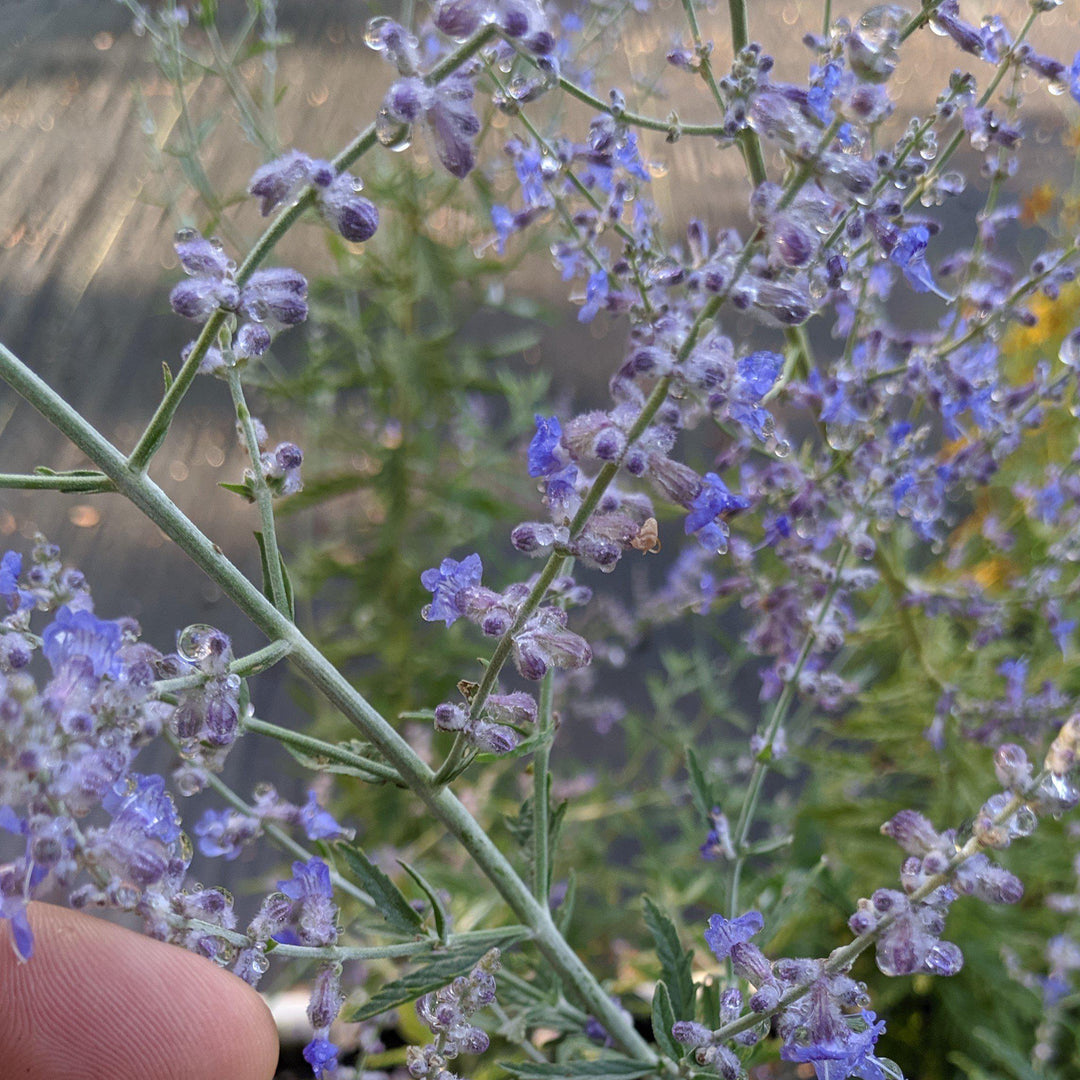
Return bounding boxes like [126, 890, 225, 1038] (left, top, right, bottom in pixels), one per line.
[0, 903, 280, 1080]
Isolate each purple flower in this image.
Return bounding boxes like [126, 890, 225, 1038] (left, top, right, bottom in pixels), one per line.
[420, 553, 484, 625]
[579, 269, 609, 323]
[0, 890, 33, 961]
[684, 473, 750, 551]
[737, 351, 784, 400]
[277, 858, 338, 946]
[317, 174, 379, 242]
[194, 807, 261, 860]
[384, 71, 482, 179]
[807, 61, 842, 125]
[528, 415, 565, 477]
[704, 910, 764, 961]
[303, 1036, 339, 1079]
[299, 791, 350, 841]
[890, 226, 949, 300]
[42, 606, 123, 679]
[433, 0, 483, 39]
[240, 267, 309, 329]
[0, 551, 33, 612]
[781, 1009, 888, 1080]
[248, 150, 316, 216]
[1070, 50, 1080, 103]
[102, 774, 181, 846]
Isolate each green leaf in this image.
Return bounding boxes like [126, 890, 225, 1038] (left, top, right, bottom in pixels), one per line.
[969, 1027, 1044, 1080]
[281, 742, 392, 784]
[504, 796, 534, 849]
[162, 362, 174, 391]
[253, 531, 295, 619]
[642, 897, 695, 1022]
[343, 929, 527, 1022]
[555, 869, 577, 935]
[398, 860, 450, 944]
[546, 798, 568, 895]
[335, 843, 423, 935]
[685, 747, 713, 824]
[501, 1058, 656, 1080]
[651, 980, 680, 1062]
[279, 550, 295, 619]
[219, 480, 255, 501]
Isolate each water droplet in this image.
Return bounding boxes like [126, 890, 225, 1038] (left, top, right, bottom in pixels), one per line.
[647, 257, 684, 285]
[647, 160, 668, 179]
[209, 236, 224, 251]
[174, 227, 198, 244]
[773, 438, 791, 459]
[1058, 328, 1080, 369]
[175, 769, 203, 797]
[177, 623, 218, 663]
[1047, 79, 1067, 97]
[113, 883, 140, 908]
[825, 421, 861, 451]
[251, 951, 270, 975]
[364, 15, 392, 50]
[113, 775, 138, 798]
[1008, 806, 1037, 838]
[375, 106, 412, 150]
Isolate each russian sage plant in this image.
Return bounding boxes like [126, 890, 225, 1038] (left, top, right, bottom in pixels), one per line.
[3, 0, 1080, 1078]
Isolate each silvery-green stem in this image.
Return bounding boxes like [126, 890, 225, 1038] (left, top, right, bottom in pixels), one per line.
[0, 472, 114, 492]
[226, 364, 288, 614]
[0, 340, 657, 1066]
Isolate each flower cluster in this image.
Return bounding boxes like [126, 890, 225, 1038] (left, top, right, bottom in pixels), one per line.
[0, 541, 347, 1001]
[170, 230, 308, 373]
[248, 150, 380, 242]
[407, 948, 501, 1080]
[434, 690, 537, 755]
[678, 717, 1080, 1079]
[233, 415, 305, 499]
[195, 785, 351, 861]
[420, 554, 591, 682]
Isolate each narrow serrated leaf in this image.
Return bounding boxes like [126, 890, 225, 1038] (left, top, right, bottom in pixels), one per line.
[501, 1058, 656, 1080]
[651, 980, 680, 1062]
[398, 860, 449, 944]
[219, 481, 255, 501]
[685, 747, 713, 824]
[504, 796, 534, 849]
[254, 531, 295, 618]
[279, 550, 295, 619]
[642, 897, 695, 1022]
[336, 843, 423, 935]
[343, 929, 527, 1022]
[281, 742, 390, 784]
[555, 869, 577, 935]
